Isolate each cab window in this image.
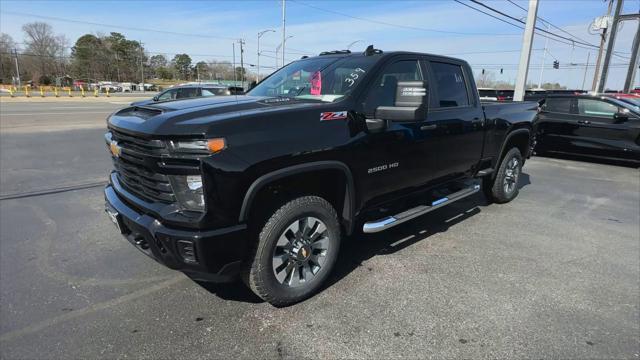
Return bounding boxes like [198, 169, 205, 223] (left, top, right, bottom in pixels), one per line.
[177, 87, 199, 99]
[157, 89, 177, 101]
[544, 97, 572, 114]
[578, 99, 618, 117]
[431, 62, 469, 108]
[363, 60, 423, 115]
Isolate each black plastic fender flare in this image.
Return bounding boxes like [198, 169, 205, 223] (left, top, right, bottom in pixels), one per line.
[238, 161, 356, 234]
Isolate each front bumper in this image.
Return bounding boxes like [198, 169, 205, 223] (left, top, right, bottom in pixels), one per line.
[104, 184, 248, 282]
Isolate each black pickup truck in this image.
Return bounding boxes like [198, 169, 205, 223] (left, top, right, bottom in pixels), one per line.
[104, 47, 538, 305]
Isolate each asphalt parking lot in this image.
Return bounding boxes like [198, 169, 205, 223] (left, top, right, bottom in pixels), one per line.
[1, 99, 638, 359]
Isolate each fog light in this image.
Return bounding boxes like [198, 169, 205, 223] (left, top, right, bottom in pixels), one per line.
[177, 240, 197, 263]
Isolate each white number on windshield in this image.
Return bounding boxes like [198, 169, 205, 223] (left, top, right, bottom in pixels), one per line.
[344, 68, 366, 87]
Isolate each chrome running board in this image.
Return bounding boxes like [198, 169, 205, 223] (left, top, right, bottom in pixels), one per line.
[362, 183, 481, 233]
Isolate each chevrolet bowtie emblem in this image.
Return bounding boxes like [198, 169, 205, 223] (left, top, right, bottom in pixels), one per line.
[109, 140, 122, 158]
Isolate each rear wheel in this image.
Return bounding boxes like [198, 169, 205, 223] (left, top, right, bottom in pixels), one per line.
[242, 196, 341, 306]
[483, 147, 523, 204]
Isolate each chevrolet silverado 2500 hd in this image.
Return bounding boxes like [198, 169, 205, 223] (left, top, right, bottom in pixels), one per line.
[104, 47, 538, 306]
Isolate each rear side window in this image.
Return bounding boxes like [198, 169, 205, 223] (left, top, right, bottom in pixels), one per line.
[202, 88, 228, 96]
[177, 88, 199, 98]
[544, 97, 572, 113]
[431, 62, 469, 108]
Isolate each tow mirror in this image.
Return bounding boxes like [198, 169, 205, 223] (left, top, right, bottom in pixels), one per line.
[375, 80, 428, 122]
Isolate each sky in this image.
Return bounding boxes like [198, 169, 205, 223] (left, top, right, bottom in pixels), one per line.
[1, 0, 638, 90]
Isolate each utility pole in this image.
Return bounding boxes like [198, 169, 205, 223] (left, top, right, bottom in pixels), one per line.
[597, 0, 624, 93]
[538, 22, 550, 89]
[12, 48, 21, 87]
[238, 39, 245, 90]
[281, 0, 286, 68]
[592, 0, 615, 92]
[139, 41, 145, 93]
[623, 16, 640, 92]
[514, 0, 539, 102]
[232, 42, 237, 85]
[582, 52, 591, 90]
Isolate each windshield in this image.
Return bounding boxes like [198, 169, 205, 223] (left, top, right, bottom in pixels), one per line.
[248, 56, 379, 102]
[618, 97, 640, 109]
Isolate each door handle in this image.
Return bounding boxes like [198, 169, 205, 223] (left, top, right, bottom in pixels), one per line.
[420, 124, 437, 130]
[577, 120, 591, 125]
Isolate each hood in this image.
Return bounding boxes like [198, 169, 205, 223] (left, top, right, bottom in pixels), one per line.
[108, 95, 326, 137]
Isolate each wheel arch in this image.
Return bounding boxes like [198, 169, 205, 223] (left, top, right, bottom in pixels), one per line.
[238, 161, 356, 235]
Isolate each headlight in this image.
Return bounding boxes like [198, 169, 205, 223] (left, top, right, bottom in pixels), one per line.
[169, 138, 226, 154]
[169, 175, 205, 212]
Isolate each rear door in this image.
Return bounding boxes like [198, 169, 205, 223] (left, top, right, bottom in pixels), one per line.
[421, 59, 485, 181]
[574, 98, 640, 160]
[537, 96, 578, 152]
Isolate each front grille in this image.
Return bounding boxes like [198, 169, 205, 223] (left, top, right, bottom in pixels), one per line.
[109, 129, 176, 204]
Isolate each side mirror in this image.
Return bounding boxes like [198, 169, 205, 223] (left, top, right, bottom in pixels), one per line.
[375, 81, 428, 122]
[613, 109, 629, 122]
[152, 96, 159, 101]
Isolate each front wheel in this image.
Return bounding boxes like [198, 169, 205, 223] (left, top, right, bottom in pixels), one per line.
[242, 196, 341, 306]
[483, 147, 523, 204]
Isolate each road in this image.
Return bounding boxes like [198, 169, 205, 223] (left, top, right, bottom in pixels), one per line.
[1, 100, 639, 359]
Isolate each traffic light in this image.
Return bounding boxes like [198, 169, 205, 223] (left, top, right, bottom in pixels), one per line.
[553, 60, 559, 69]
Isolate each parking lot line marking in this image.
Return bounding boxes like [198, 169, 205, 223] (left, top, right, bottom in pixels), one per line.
[2, 111, 113, 116]
[0, 275, 185, 343]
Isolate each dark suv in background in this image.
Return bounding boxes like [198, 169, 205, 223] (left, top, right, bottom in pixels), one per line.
[535, 94, 640, 164]
[131, 84, 242, 106]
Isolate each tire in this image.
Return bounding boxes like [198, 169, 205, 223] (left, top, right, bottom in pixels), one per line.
[483, 147, 523, 204]
[242, 196, 341, 306]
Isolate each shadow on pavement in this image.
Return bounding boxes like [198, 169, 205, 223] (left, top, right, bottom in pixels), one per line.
[534, 152, 639, 169]
[196, 173, 532, 305]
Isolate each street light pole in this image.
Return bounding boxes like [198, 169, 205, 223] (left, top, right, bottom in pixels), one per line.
[257, 29, 275, 82]
[281, 0, 286, 68]
[537, 23, 550, 89]
[276, 35, 293, 69]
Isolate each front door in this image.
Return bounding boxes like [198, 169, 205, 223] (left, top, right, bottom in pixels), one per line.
[574, 98, 640, 160]
[354, 57, 427, 206]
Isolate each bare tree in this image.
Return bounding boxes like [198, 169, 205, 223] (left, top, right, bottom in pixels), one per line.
[0, 33, 17, 83]
[22, 22, 65, 82]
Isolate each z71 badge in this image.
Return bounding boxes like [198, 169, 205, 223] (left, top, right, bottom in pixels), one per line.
[320, 111, 348, 121]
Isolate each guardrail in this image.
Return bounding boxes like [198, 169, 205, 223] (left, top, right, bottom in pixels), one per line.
[4, 86, 115, 98]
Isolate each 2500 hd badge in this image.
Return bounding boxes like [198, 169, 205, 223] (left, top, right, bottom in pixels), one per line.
[368, 162, 399, 174]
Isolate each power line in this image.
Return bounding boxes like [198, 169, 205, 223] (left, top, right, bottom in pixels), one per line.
[506, 0, 598, 47]
[0, 10, 240, 41]
[468, 0, 599, 48]
[290, 0, 521, 36]
[456, 1, 630, 58]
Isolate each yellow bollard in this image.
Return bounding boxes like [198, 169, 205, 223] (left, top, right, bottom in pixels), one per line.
[9, 87, 15, 97]
[54, 87, 59, 97]
[40, 86, 45, 97]
[65, 87, 72, 97]
[24, 86, 31, 97]
[106, 88, 110, 97]
[81, 88, 86, 97]
[94, 88, 99, 97]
